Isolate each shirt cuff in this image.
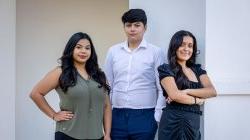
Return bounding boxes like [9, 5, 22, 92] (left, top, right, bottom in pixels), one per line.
[154, 108, 163, 122]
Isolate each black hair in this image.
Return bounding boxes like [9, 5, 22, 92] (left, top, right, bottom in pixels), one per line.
[167, 30, 197, 89]
[59, 32, 110, 93]
[122, 9, 147, 26]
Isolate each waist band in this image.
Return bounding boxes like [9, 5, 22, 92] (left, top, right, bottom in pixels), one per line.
[165, 103, 202, 115]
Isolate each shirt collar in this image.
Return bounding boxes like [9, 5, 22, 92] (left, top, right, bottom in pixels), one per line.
[122, 38, 147, 51]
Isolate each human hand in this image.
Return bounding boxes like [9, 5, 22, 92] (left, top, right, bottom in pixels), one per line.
[166, 97, 173, 104]
[53, 111, 74, 122]
[196, 98, 205, 105]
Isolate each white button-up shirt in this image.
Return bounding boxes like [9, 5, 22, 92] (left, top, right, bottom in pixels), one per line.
[104, 39, 166, 122]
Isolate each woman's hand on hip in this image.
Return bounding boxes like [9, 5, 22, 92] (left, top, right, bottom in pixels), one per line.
[53, 111, 74, 121]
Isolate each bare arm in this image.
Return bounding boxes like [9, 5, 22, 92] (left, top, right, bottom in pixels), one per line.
[186, 74, 217, 98]
[29, 67, 73, 121]
[161, 77, 204, 105]
[103, 94, 112, 140]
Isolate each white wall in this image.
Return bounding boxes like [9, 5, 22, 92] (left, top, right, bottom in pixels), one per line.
[204, 95, 250, 140]
[16, 0, 128, 140]
[205, 0, 250, 140]
[206, 0, 250, 84]
[0, 0, 16, 139]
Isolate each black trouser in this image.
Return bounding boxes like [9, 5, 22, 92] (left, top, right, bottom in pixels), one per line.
[55, 132, 103, 140]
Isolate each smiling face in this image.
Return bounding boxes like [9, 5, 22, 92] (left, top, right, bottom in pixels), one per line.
[73, 39, 91, 65]
[176, 36, 194, 63]
[124, 22, 146, 43]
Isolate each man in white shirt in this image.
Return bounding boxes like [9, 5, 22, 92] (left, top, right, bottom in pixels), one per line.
[104, 9, 166, 140]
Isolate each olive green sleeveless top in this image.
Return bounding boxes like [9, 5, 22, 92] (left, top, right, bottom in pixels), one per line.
[55, 74, 106, 139]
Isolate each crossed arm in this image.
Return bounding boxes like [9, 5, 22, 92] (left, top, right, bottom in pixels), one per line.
[184, 74, 217, 98]
[161, 74, 217, 105]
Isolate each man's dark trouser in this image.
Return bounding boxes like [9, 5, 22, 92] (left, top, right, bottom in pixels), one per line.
[111, 108, 158, 140]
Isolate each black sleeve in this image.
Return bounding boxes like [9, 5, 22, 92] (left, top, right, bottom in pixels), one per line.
[158, 64, 175, 81]
[195, 64, 207, 76]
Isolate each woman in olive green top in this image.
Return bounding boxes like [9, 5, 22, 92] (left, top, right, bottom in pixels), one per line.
[30, 32, 111, 140]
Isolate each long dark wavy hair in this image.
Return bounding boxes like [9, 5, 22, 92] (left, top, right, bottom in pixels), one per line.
[59, 32, 110, 93]
[167, 30, 197, 89]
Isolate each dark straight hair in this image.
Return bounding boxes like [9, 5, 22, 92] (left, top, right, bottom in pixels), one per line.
[121, 9, 147, 26]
